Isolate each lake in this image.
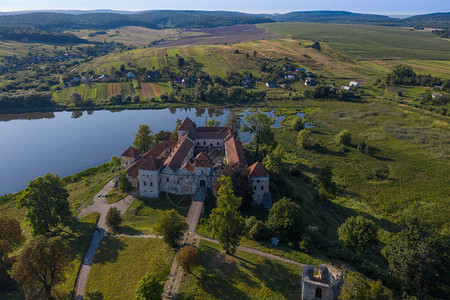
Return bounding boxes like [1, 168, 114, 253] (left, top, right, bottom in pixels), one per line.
[0, 108, 309, 195]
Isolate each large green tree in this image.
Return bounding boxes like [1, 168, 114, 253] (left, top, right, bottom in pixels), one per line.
[154, 209, 188, 247]
[134, 274, 164, 300]
[209, 176, 244, 254]
[265, 197, 302, 243]
[17, 173, 71, 235]
[297, 129, 312, 149]
[262, 145, 285, 175]
[338, 216, 377, 263]
[241, 113, 274, 157]
[225, 111, 241, 130]
[106, 207, 122, 233]
[339, 271, 393, 300]
[0, 216, 24, 263]
[11, 236, 71, 300]
[133, 125, 154, 153]
[212, 163, 253, 210]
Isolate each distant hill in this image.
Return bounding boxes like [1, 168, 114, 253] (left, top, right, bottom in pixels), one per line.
[401, 12, 450, 29]
[271, 11, 394, 24]
[0, 11, 274, 31]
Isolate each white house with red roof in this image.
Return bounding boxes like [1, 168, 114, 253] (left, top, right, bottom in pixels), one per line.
[121, 117, 270, 203]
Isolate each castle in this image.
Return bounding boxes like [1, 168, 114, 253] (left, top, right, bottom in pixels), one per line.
[121, 117, 270, 206]
[301, 264, 343, 300]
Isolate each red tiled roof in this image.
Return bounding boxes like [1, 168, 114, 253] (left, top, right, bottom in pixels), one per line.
[121, 146, 141, 158]
[180, 162, 194, 173]
[178, 117, 197, 131]
[194, 152, 213, 168]
[142, 141, 176, 160]
[125, 158, 145, 178]
[248, 162, 269, 177]
[164, 138, 194, 171]
[139, 155, 161, 171]
[225, 137, 247, 166]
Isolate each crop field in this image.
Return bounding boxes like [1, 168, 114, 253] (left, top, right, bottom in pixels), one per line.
[259, 22, 450, 60]
[68, 26, 206, 46]
[53, 81, 172, 102]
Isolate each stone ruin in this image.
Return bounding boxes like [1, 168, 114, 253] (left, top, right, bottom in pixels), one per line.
[301, 264, 343, 300]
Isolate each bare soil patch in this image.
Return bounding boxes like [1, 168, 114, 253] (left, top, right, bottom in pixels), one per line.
[155, 24, 282, 47]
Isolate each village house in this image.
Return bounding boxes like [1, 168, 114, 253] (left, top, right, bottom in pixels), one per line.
[349, 81, 360, 88]
[121, 117, 270, 205]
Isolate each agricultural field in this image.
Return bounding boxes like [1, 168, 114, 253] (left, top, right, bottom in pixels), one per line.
[85, 237, 174, 300]
[68, 26, 206, 46]
[178, 240, 302, 300]
[0, 40, 78, 58]
[259, 22, 450, 60]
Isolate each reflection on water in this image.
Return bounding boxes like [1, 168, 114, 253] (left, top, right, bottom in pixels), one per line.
[0, 107, 310, 195]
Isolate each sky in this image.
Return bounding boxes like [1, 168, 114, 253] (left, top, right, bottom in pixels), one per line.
[0, 0, 449, 15]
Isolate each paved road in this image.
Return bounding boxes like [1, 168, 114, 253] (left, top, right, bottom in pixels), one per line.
[163, 189, 205, 299]
[73, 181, 135, 300]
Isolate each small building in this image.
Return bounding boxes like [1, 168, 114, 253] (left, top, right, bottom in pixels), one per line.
[126, 72, 135, 79]
[174, 77, 185, 85]
[296, 68, 306, 72]
[434, 85, 443, 90]
[304, 77, 313, 86]
[301, 264, 343, 300]
[349, 81, 360, 88]
[340, 85, 351, 91]
[283, 66, 295, 72]
[285, 74, 295, 80]
[432, 93, 443, 99]
[248, 162, 270, 205]
[99, 75, 108, 81]
[266, 82, 276, 88]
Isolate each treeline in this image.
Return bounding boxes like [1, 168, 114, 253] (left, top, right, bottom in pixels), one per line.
[0, 27, 88, 44]
[385, 65, 444, 87]
[433, 29, 450, 38]
[0, 92, 54, 110]
[0, 11, 273, 31]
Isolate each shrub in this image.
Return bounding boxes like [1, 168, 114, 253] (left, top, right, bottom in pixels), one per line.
[134, 274, 164, 300]
[176, 246, 199, 273]
[106, 207, 121, 232]
[337, 130, 352, 146]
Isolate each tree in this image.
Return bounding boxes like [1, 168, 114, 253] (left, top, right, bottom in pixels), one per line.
[297, 129, 312, 149]
[154, 209, 188, 247]
[70, 92, 82, 106]
[357, 141, 366, 153]
[209, 176, 244, 254]
[0, 217, 24, 263]
[262, 145, 285, 175]
[118, 171, 133, 192]
[241, 113, 274, 157]
[11, 236, 71, 300]
[176, 246, 199, 273]
[177, 56, 185, 69]
[383, 223, 448, 298]
[234, 49, 239, 54]
[154, 130, 172, 143]
[338, 216, 377, 262]
[225, 111, 241, 130]
[292, 118, 305, 131]
[133, 125, 154, 153]
[134, 273, 164, 300]
[339, 271, 393, 300]
[246, 53, 250, 59]
[133, 95, 141, 103]
[106, 207, 122, 232]
[253, 50, 257, 58]
[265, 197, 302, 243]
[205, 118, 221, 127]
[17, 174, 71, 236]
[317, 167, 337, 195]
[337, 130, 352, 146]
[212, 163, 253, 209]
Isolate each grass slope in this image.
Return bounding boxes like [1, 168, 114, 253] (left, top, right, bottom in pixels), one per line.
[178, 240, 302, 300]
[85, 237, 174, 300]
[260, 22, 450, 60]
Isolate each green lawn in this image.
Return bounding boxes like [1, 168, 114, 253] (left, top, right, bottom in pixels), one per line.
[85, 237, 174, 300]
[260, 22, 450, 60]
[178, 240, 302, 300]
[120, 193, 191, 235]
[106, 188, 129, 204]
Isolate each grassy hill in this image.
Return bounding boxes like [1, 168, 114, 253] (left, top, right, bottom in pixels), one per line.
[259, 22, 450, 60]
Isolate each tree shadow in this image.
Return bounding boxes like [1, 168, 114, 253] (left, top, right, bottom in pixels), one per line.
[86, 291, 104, 300]
[94, 238, 127, 264]
[118, 225, 144, 235]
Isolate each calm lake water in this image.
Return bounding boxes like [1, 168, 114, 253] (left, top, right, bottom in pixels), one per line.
[0, 108, 308, 195]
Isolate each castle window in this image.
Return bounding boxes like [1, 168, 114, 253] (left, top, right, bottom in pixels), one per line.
[203, 142, 206, 145]
[315, 287, 323, 298]
[143, 181, 146, 186]
[254, 186, 256, 191]
[197, 142, 199, 145]
[261, 186, 264, 190]
[217, 142, 220, 145]
[150, 182, 153, 187]
[167, 178, 169, 182]
[257, 180, 260, 183]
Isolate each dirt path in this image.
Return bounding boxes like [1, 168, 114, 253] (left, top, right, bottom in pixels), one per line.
[73, 181, 135, 300]
[163, 189, 206, 299]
